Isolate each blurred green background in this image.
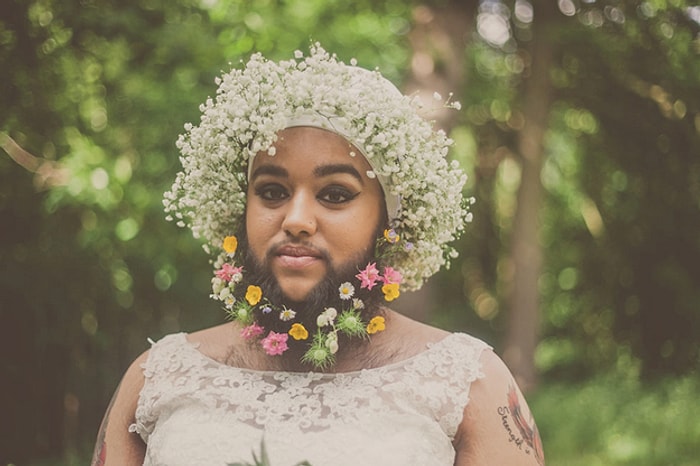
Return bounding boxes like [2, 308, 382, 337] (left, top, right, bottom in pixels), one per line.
[1, 0, 699, 464]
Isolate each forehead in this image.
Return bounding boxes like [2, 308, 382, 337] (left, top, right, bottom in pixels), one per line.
[250, 126, 374, 175]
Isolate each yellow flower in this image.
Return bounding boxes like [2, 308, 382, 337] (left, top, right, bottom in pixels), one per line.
[289, 323, 309, 341]
[381, 283, 400, 302]
[245, 285, 262, 305]
[223, 235, 238, 255]
[383, 229, 400, 244]
[367, 316, 386, 334]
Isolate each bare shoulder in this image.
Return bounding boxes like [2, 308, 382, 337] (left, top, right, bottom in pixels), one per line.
[453, 349, 545, 466]
[91, 350, 149, 465]
[187, 322, 261, 368]
[383, 310, 450, 343]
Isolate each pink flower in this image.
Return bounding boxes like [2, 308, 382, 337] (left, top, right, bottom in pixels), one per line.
[380, 266, 403, 285]
[356, 262, 380, 290]
[261, 331, 289, 356]
[215, 263, 243, 282]
[240, 322, 264, 340]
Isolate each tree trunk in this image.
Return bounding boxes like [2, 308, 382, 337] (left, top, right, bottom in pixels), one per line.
[503, 1, 556, 393]
[396, 1, 476, 321]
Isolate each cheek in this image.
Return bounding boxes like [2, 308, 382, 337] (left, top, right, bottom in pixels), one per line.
[331, 210, 382, 254]
[245, 210, 276, 253]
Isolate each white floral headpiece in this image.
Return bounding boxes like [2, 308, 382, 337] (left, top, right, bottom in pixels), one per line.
[164, 43, 473, 291]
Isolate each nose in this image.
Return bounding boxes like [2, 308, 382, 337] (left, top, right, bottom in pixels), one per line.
[281, 191, 317, 238]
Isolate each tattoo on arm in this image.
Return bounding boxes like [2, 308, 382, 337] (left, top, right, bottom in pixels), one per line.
[496, 384, 545, 465]
[91, 383, 121, 466]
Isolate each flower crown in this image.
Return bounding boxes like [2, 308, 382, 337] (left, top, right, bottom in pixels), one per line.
[164, 43, 473, 291]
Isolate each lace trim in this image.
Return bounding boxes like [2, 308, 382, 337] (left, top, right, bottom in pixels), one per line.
[130, 331, 489, 442]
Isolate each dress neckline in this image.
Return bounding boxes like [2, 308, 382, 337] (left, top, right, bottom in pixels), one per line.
[176, 331, 467, 379]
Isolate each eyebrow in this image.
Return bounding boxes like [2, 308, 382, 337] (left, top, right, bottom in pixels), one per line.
[314, 163, 364, 184]
[251, 162, 365, 184]
[250, 164, 288, 180]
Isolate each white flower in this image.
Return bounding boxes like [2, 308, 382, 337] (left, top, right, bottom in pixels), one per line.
[225, 295, 235, 307]
[317, 307, 338, 327]
[211, 277, 225, 294]
[317, 314, 330, 327]
[324, 307, 337, 320]
[279, 307, 296, 321]
[338, 282, 355, 300]
[326, 333, 339, 354]
[352, 298, 365, 310]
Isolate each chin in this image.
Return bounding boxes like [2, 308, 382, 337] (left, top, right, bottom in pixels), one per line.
[276, 279, 320, 305]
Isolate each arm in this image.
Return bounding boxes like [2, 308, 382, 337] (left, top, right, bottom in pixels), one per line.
[91, 351, 149, 466]
[453, 349, 545, 466]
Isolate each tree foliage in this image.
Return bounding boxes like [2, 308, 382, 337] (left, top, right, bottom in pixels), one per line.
[1, 0, 699, 463]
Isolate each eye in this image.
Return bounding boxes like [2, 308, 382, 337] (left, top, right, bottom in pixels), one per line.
[255, 183, 288, 202]
[318, 186, 359, 204]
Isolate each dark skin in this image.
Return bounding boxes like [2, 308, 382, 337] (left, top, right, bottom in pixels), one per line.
[453, 349, 545, 465]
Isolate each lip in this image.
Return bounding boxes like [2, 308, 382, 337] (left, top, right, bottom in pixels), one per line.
[273, 244, 323, 269]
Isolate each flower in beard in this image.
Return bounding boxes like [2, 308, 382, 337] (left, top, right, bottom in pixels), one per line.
[241, 322, 264, 340]
[356, 262, 380, 290]
[245, 285, 262, 305]
[279, 307, 296, 322]
[367, 316, 386, 334]
[338, 282, 355, 300]
[380, 266, 402, 285]
[336, 309, 366, 338]
[381, 283, 400, 302]
[289, 323, 309, 341]
[215, 263, 243, 283]
[316, 307, 337, 327]
[223, 236, 238, 256]
[261, 331, 289, 356]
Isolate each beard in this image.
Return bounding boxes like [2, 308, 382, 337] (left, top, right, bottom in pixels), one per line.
[234, 233, 384, 369]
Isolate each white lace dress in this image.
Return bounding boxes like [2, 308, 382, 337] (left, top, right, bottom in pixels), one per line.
[129, 332, 490, 466]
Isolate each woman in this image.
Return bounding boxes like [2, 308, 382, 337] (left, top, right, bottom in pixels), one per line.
[93, 44, 544, 466]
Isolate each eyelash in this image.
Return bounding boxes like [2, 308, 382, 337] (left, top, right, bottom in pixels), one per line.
[254, 184, 359, 204]
[319, 186, 359, 204]
[255, 184, 287, 201]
